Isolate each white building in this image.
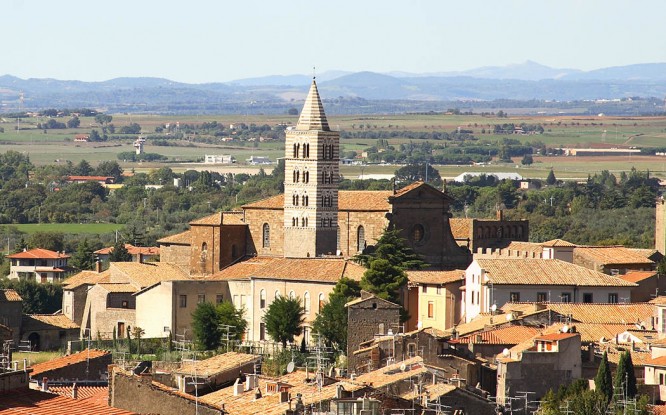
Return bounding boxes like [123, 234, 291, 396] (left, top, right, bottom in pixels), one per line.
[7, 248, 72, 283]
[204, 154, 235, 164]
[463, 258, 636, 322]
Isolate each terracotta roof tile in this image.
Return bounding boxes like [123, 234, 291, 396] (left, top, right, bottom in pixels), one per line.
[477, 258, 636, 287]
[541, 239, 576, 247]
[456, 325, 540, 345]
[47, 385, 109, 406]
[535, 332, 578, 341]
[211, 257, 365, 283]
[502, 302, 654, 325]
[449, 218, 473, 240]
[574, 246, 655, 266]
[23, 314, 79, 331]
[646, 356, 666, 367]
[0, 289, 22, 302]
[407, 270, 464, 285]
[94, 244, 159, 256]
[505, 241, 544, 254]
[97, 283, 138, 293]
[243, 191, 392, 212]
[0, 387, 135, 415]
[157, 230, 191, 245]
[7, 248, 70, 260]
[30, 349, 110, 377]
[189, 212, 244, 226]
[620, 270, 657, 283]
[63, 270, 110, 289]
[109, 262, 189, 288]
[175, 352, 261, 377]
[392, 181, 426, 197]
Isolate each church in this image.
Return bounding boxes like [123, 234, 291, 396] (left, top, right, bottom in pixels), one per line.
[160, 79, 472, 273]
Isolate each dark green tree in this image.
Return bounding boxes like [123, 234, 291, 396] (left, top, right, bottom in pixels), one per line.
[192, 302, 221, 350]
[354, 227, 427, 270]
[66, 117, 80, 128]
[546, 169, 557, 185]
[312, 277, 361, 351]
[191, 300, 247, 351]
[360, 259, 407, 304]
[614, 351, 637, 399]
[71, 238, 95, 271]
[109, 240, 132, 262]
[594, 351, 613, 403]
[521, 154, 534, 165]
[27, 231, 64, 252]
[262, 296, 305, 347]
[394, 164, 442, 187]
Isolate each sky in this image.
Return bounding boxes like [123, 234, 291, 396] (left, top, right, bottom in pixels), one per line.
[3, 0, 666, 84]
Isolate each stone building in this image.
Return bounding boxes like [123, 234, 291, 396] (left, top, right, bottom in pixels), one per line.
[0, 289, 22, 345]
[346, 292, 401, 374]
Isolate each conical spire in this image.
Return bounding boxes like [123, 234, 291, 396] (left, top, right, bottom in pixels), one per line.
[296, 79, 330, 131]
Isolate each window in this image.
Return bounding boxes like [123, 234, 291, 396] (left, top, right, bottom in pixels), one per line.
[509, 292, 520, 302]
[198, 294, 205, 304]
[275, 290, 280, 300]
[303, 170, 309, 183]
[561, 292, 571, 303]
[436, 286, 441, 295]
[216, 294, 224, 304]
[262, 223, 270, 248]
[293, 143, 300, 158]
[233, 295, 239, 308]
[260, 323, 266, 341]
[537, 292, 547, 303]
[121, 300, 129, 308]
[304, 291, 311, 314]
[260, 289, 266, 309]
[318, 293, 325, 313]
[179, 295, 187, 308]
[608, 293, 618, 303]
[427, 301, 434, 318]
[357, 226, 365, 252]
[117, 322, 126, 337]
[289, 290, 295, 299]
[583, 293, 593, 303]
[422, 285, 427, 293]
[408, 343, 416, 358]
[378, 323, 385, 335]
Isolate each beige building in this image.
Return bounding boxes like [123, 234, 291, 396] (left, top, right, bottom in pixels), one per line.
[405, 270, 464, 332]
[7, 248, 72, 283]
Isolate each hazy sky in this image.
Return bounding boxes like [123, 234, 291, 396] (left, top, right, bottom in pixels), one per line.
[3, 0, 665, 83]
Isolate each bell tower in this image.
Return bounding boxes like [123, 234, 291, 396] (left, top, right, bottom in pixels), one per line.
[283, 79, 339, 257]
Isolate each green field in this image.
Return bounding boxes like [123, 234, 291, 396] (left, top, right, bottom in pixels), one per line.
[12, 223, 123, 235]
[3, 113, 666, 179]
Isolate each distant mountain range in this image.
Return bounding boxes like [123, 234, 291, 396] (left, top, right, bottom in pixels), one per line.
[1, 62, 665, 115]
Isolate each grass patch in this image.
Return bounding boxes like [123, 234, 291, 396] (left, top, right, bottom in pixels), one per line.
[13, 223, 123, 235]
[13, 351, 64, 366]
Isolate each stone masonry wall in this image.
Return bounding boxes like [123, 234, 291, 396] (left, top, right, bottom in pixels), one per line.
[347, 298, 400, 374]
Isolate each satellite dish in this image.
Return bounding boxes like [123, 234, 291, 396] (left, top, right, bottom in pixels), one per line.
[400, 363, 407, 372]
[491, 304, 497, 313]
[562, 325, 569, 333]
[502, 348, 510, 357]
[417, 321, 423, 330]
[286, 362, 295, 373]
[506, 313, 513, 321]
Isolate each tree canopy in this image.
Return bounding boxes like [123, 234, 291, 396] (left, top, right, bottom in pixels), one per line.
[191, 300, 246, 350]
[262, 295, 305, 347]
[109, 240, 132, 262]
[354, 227, 427, 270]
[312, 277, 361, 351]
[594, 351, 613, 403]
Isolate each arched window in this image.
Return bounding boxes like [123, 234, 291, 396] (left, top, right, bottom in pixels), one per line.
[303, 143, 309, 159]
[357, 226, 366, 252]
[201, 242, 208, 261]
[303, 195, 308, 206]
[262, 223, 270, 248]
[260, 289, 266, 309]
[318, 293, 325, 313]
[293, 143, 299, 158]
[303, 171, 309, 183]
[289, 290, 295, 299]
[303, 292, 310, 314]
[275, 290, 280, 300]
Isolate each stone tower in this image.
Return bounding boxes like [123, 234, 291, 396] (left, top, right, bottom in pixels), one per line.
[657, 198, 666, 254]
[283, 79, 339, 257]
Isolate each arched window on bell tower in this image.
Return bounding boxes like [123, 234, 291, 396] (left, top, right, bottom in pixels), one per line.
[357, 226, 366, 252]
[294, 143, 300, 158]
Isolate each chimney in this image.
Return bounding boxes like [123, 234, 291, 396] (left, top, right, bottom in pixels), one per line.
[246, 373, 257, 391]
[95, 260, 102, 273]
[279, 390, 290, 403]
[136, 252, 144, 263]
[496, 209, 504, 221]
[42, 377, 49, 391]
[72, 383, 78, 399]
[233, 378, 243, 396]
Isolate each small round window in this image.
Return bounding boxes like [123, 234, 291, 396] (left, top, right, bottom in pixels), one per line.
[411, 224, 425, 242]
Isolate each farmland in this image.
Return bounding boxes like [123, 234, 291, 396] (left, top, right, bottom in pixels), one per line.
[2, 112, 666, 180]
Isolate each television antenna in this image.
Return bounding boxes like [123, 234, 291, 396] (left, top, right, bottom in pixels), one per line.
[17, 92, 24, 134]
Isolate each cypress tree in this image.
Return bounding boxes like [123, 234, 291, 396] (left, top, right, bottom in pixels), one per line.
[594, 351, 613, 403]
[624, 351, 638, 398]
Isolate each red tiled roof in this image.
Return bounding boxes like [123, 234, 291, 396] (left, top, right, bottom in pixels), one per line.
[67, 175, 114, 182]
[0, 289, 22, 302]
[620, 270, 657, 283]
[23, 314, 79, 331]
[30, 349, 110, 377]
[0, 387, 135, 414]
[47, 385, 109, 406]
[94, 244, 159, 256]
[211, 257, 365, 283]
[7, 248, 70, 260]
[407, 270, 464, 285]
[63, 270, 110, 289]
[157, 230, 191, 245]
[646, 356, 666, 367]
[534, 332, 578, 342]
[242, 191, 392, 211]
[456, 325, 540, 345]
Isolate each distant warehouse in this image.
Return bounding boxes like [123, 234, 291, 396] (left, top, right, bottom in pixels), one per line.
[204, 154, 235, 164]
[453, 172, 523, 183]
